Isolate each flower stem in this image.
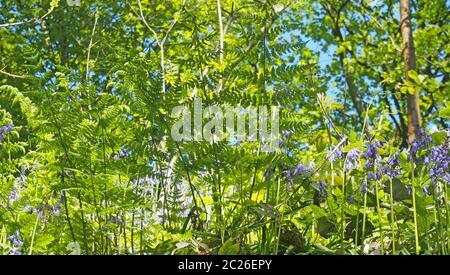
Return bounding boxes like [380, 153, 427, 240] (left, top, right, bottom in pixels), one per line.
[361, 177, 368, 253]
[389, 177, 396, 254]
[410, 161, 420, 255]
[374, 177, 384, 255]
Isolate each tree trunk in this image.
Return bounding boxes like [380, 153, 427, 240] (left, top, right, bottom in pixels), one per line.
[400, 0, 422, 142]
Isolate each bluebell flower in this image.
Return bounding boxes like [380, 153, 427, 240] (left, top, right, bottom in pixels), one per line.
[281, 130, 293, 139]
[293, 162, 313, 177]
[113, 146, 129, 160]
[52, 205, 61, 216]
[428, 144, 450, 184]
[329, 146, 343, 162]
[367, 170, 381, 181]
[362, 141, 383, 159]
[5, 123, 14, 132]
[347, 148, 361, 163]
[0, 122, 15, 141]
[8, 230, 22, 255]
[23, 205, 32, 213]
[386, 152, 401, 167]
[408, 128, 432, 161]
[345, 148, 361, 171]
[382, 152, 401, 178]
[8, 185, 19, 206]
[319, 180, 329, 198]
[361, 180, 367, 194]
[285, 170, 294, 190]
[347, 195, 354, 204]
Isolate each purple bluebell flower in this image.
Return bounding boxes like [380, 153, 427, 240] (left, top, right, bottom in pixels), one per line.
[113, 146, 129, 160]
[382, 152, 401, 178]
[428, 144, 450, 184]
[347, 195, 354, 204]
[9, 247, 21, 255]
[23, 205, 32, 213]
[5, 123, 14, 132]
[0, 123, 15, 141]
[367, 170, 382, 181]
[362, 141, 383, 159]
[8, 230, 22, 255]
[52, 205, 61, 216]
[345, 148, 361, 171]
[408, 128, 432, 161]
[386, 152, 400, 167]
[8, 185, 20, 206]
[347, 148, 361, 163]
[329, 146, 343, 162]
[361, 180, 367, 194]
[281, 130, 293, 139]
[8, 231, 23, 246]
[422, 186, 429, 196]
[286, 170, 294, 190]
[293, 162, 313, 177]
[319, 180, 329, 198]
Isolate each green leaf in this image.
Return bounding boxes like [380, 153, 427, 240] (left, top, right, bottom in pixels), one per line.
[218, 239, 240, 255]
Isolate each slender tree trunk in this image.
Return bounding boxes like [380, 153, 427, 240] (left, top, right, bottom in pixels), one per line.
[400, 0, 422, 142]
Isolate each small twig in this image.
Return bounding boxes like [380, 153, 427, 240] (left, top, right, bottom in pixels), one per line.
[85, 14, 99, 85]
[0, 68, 31, 79]
[0, 5, 56, 28]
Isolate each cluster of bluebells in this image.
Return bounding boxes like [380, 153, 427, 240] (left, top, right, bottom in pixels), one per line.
[176, 181, 193, 218]
[361, 179, 367, 194]
[276, 129, 294, 146]
[285, 162, 314, 190]
[408, 128, 433, 162]
[283, 128, 448, 201]
[113, 146, 130, 160]
[281, 130, 294, 140]
[367, 169, 382, 181]
[8, 167, 28, 206]
[110, 215, 125, 226]
[0, 122, 14, 142]
[133, 207, 164, 226]
[132, 175, 157, 197]
[24, 192, 63, 221]
[362, 141, 383, 169]
[329, 146, 343, 162]
[382, 152, 401, 178]
[428, 143, 450, 185]
[344, 148, 361, 172]
[8, 230, 22, 255]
